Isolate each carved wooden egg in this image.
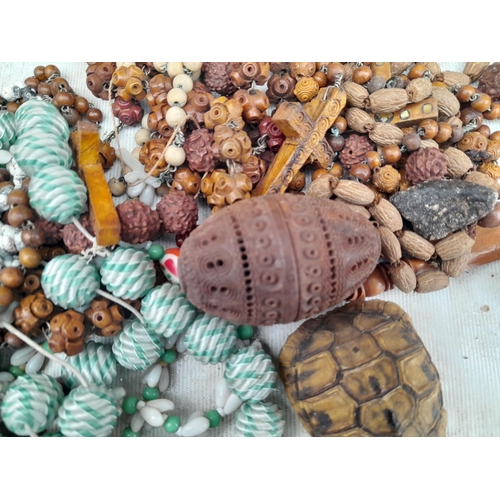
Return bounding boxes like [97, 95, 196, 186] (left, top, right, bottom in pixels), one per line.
[178, 194, 381, 326]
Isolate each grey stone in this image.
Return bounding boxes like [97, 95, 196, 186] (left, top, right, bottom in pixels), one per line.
[391, 179, 498, 240]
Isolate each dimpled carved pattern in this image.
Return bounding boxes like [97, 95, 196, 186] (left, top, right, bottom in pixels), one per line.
[178, 194, 380, 326]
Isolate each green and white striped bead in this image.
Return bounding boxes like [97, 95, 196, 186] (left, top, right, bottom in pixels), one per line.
[62, 342, 117, 389]
[0, 111, 17, 150]
[57, 385, 119, 437]
[141, 283, 196, 338]
[234, 401, 285, 437]
[15, 100, 70, 140]
[184, 313, 237, 365]
[112, 319, 164, 371]
[100, 248, 156, 300]
[0, 373, 64, 436]
[224, 342, 277, 403]
[41, 254, 100, 309]
[29, 165, 87, 224]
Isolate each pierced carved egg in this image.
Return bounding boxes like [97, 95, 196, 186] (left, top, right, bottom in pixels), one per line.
[178, 194, 381, 326]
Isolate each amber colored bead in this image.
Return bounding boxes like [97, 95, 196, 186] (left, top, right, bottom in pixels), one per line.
[418, 119, 439, 139]
[432, 81, 447, 88]
[476, 125, 491, 138]
[34, 65, 47, 81]
[43, 65, 60, 80]
[19, 248, 42, 269]
[0, 286, 13, 307]
[490, 131, 500, 142]
[350, 163, 372, 182]
[312, 71, 327, 88]
[92, 308, 113, 329]
[86, 107, 103, 123]
[382, 144, 402, 164]
[408, 64, 428, 80]
[312, 168, 330, 181]
[326, 63, 345, 85]
[7, 189, 29, 207]
[471, 93, 492, 113]
[484, 102, 500, 121]
[22, 273, 41, 294]
[73, 96, 89, 114]
[434, 122, 453, 143]
[37, 82, 52, 96]
[456, 85, 476, 103]
[287, 171, 306, 191]
[363, 265, 392, 297]
[365, 150, 382, 169]
[329, 163, 344, 178]
[52, 91, 75, 109]
[24, 77, 39, 90]
[352, 65, 372, 85]
[402, 258, 433, 275]
[0, 267, 24, 288]
[7, 205, 34, 228]
[171, 167, 201, 196]
[333, 116, 347, 134]
[6, 102, 19, 113]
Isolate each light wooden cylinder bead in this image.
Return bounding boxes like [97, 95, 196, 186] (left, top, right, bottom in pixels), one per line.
[165, 107, 187, 127]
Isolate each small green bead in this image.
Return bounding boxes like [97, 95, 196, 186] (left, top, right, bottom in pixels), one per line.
[236, 325, 254, 340]
[123, 427, 140, 437]
[164, 415, 181, 433]
[205, 409, 221, 428]
[148, 244, 165, 261]
[122, 396, 139, 415]
[43, 341, 52, 353]
[161, 349, 177, 364]
[142, 386, 160, 401]
[9, 365, 25, 378]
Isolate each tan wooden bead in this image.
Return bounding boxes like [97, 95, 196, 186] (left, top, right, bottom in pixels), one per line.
[173, 74, 194, 93]
[167, 87, 187, 107]
[165, 106, 187, 127]
[165, 146, 186, 167]
[167, 62, 184, 78]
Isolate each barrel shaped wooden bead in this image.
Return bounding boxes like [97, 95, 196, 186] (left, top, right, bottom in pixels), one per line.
[178, 194, 381, 326]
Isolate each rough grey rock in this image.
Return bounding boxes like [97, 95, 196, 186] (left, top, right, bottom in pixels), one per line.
[391, 179, 498, 240]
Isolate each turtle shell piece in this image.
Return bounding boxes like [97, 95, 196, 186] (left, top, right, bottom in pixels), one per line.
[279, 300, 447, 437]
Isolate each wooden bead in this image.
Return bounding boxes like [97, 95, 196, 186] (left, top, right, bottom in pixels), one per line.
[0, 267, 24, 288]
[135, 128, 151, 147]
[471, 93, 492, 113]
[52, 91, 74, 108]
[484, 102, 500, 121]
[476, 125, 491, 138]
[333, 116, 347, 134]
[167, 62, 184, 78]
[326, 63, 345, 85]
[184, 62, 203, 72]
[312, 168, 330, 181]
[418, 119, 439, 139]
[490, 131, 500, 142]
[7, 189, 29, 207]
[19, 248, 42, 269]
[434, 122, 453, 143]
[171, 167, 201, 195]
[167, 87, 187, 107]
[62, 107, 80, 126]
[44, 65, 60, 80]
[350, 163, 372, 182]
[6, 102, 19, 113]
[312, 71, 328, 88]
[408, 64, 428, 80]
[86, 107, 103, 123]
[173, 74, 194, 93]
[456, 85, 476, 103]
[0, 286, 13, 307]
[329, 163, 344, 178]
[372, 165, 401, 193]
[352, 65, 372, 85]
[7, 205, 34, 228]
[365, 151, 382, 169]
[21, 228, 45, 247]
[165, 146, 186, 167]
[22, 273, 41, 294]
[165, 106, 187, 127]
[401, 132, 421, 151]
[37, 82, 52, 96]
[74, 96, 89, 114]
[382, 144, 402, 164]
[34, 65, 47, 81]
[24, 77, 39, 90]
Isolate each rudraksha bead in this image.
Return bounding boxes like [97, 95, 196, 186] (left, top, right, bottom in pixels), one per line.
[156, 191, 198, 235]
[33, 217, 63, 246]
[116, 200, 162, 244]
[184, 128, 217, 173]
[478, 63, 500, 101]
[405, 147, 448, 184]
[62, 212, 94, 254]
[202, 62, 238, 96]
[339, 134, 375, 168]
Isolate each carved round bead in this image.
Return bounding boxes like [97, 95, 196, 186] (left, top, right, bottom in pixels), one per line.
[178, 194, 381, 326]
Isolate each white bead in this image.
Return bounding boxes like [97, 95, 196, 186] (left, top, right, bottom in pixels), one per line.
[0, 372, 15, 383]
[136, 400, 146, 410]
[163, 334, 179, 350]
[183, 62, 203, 72]
[139, 184, 156, 207]
[135, 128, 151, 147]
[10, 346, 35, 366]
[146, 363, 163, 388]
[215, 378, 232, 409]
[167, 62, 184, 78]
[153, 62, 168, 73]
[131, 147, 141, 161]
[165, 107, 187, 127]
[158, 366, 170, 393]
[164, 146, 186, 167]
[176, 331, 187, 353]
[25, 352, 45, 374]
[191, 69, 202, 82]
[112, 387, 126, 402]
[131, 412, 145, 433]
[0, 150, 13, 165]
[142, 114, 151, 130]
[178, 416, 210, 437]
[140, 406, 165, 427]
[167, 88, 187, 107]
[223, 392, 243, 415]
[234, 338, 245, 351]
[188, 410, 205, 422]
[127, 181, 146, 198]
[173, 74, 194, 93]
[141, 365, 156, 385]
[146, 398, 174, 413]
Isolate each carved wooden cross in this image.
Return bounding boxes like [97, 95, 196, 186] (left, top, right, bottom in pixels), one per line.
[70, 122, 121, 247]
[253, 85, 347, 195]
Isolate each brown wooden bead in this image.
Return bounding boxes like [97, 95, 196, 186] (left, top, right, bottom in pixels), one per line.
[372, 165, 401, 193]
[409, 64, 428, 80]
[471, 93, 492, 113]
[329, 163, 344, 178]
[0, 286, 13, 307]
[6, 102, 19, 113]
[362, 264, 393, 297]
[74, 96, 90, 114]
[21, 273, 41, 294]
[456, 85, 476, 103]
[43, 65, 60, 80]
[171, 167, 202, 196]
[287, 171, 306, 191]
[86, 107, 103, 123]
[19, 247, 42, 269]
[333, 116, 347, 134]
[484, 102, 500, 121]
[21, 228, 45, 247]
[24, 77, 39, 90]
[37, 82, 52, 97]
[4, 332, 24, 349]
[7, 205, 34, 227]
[434, 122, 453, 143]
[50, 77, 71, 95]
[34, 66, 47, 81]
[7, 189, 29, 207]
[326, 134, 345, 152]
[365, 150, 382, 169]
[312, 168, 330, 181]
[418, 119, 439, 139]
[326, 63, 345, 85]
[312, 71, 328, 88]
[0, 267, 24, 288]
[477, 125, 491, 138]
[352, 65, 373, 85]
[52, 91, 74, 108]
[382, 144, 402, 164]
[350, 163, 372, 182]
[61, 106, 80, 126]
[401, 132, 421, 151]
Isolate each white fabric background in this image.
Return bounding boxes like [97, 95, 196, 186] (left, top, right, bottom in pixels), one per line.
[0, 62, 499, 437]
